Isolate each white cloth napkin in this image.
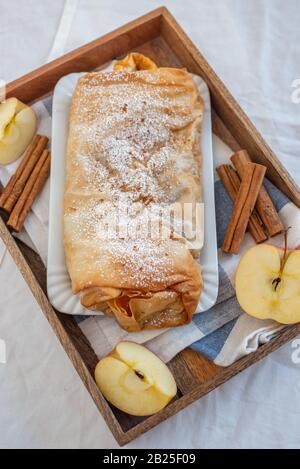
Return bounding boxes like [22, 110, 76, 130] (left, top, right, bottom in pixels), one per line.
[0, 0, 296, 366]
[0, 111, 292, 365]
[0, 238, 6, 267]
[0, 102, 52, 263]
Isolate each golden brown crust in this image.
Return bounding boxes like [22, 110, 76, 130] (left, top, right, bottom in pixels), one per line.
[113, 52, 157, 72]
[64, 56, 204, 331]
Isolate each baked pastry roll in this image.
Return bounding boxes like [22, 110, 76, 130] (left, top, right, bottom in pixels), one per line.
[64, 54, 204, 331]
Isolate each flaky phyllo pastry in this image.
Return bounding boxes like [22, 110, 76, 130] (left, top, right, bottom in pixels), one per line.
[64, 53, 204, 331]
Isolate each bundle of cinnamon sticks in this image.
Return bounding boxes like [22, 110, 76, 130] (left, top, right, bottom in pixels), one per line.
[217, 150, 284, 255]
[0, 135, 51, 232]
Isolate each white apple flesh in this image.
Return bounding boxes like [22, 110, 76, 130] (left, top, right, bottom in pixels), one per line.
[0, 98, 18, 140]
[235, 244, 300, 324]
[95, 341, 177, 416]
[0, 98, 36, 165]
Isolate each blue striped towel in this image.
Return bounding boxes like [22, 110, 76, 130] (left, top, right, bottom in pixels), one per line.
[1, 96, 299, 367]
[72, 131, 300, 367]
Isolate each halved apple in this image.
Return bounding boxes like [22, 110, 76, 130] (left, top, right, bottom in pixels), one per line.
[95, 341, 177, 416]
[0, 98, 18, 140]
[0, 97, 36, 165]
[235, 244, 300, 324]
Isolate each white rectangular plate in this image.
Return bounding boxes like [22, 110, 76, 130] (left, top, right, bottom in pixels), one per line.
[47, 66, 218, 316]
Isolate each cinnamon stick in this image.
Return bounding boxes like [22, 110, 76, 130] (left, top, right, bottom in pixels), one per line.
[230, 150, 284, 237]
[222, 162, 266, 254]
[0, 135, 48, 213]
[7, 150, 51, 232]
[217, 164, 267, 243]
[0, 135, 40, 207]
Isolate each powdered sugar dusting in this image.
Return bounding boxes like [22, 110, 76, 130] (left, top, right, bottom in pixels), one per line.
[65, 69, 203, 286]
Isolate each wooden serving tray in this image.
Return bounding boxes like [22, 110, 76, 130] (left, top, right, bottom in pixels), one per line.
[1, 7, 300, 445]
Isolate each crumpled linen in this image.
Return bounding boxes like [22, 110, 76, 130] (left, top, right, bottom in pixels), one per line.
[1, 0, 300, 449]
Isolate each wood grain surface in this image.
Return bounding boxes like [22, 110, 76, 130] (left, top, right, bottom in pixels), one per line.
[160, 9, 300, 207]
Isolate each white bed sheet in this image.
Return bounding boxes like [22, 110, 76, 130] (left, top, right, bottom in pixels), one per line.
[0, 0, 300, 449]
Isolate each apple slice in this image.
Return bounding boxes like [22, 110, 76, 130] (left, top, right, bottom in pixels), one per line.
[15, 99, 27, 114]
[0, 98, 18, 140]
[0, 98, 36, 165]
[95, 341, 177, 416]
[235, 244, 300, 324]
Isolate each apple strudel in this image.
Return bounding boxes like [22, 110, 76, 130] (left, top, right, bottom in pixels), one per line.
[64, 54, 204, 331]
